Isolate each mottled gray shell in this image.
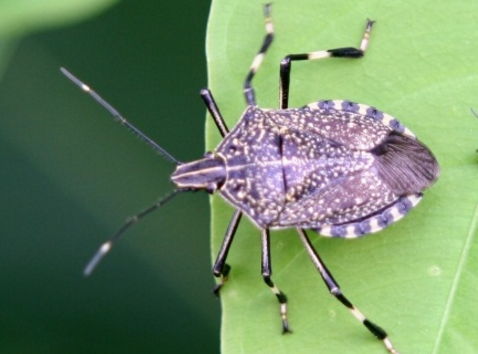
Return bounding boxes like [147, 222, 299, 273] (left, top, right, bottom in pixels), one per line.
[215, 99, 439, 238]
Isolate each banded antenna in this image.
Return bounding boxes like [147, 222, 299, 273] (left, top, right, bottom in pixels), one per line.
[61, 68, 182, 165]
[61, 68, 186, 276]
[83, 189, 186, 276]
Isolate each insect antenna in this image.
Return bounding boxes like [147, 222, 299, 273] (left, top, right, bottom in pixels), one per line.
[60, 67, 182, 165]
[60, 68, 191, 275]
[83, 189, 187, 276]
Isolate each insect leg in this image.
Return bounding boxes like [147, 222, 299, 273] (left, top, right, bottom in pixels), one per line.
[200, 88, 229, 137]
[243, 3, 274, 106]
[212, 210, 242, 295]
[296, 228, 399, 354]
[261, 228, 291, 333]
[201, 85, 246, 296]
[200, 88, 244, 295]
[279, 19, 374, 109]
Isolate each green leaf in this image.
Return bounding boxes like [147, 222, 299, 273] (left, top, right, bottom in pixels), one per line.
[206, 1, 478, 353]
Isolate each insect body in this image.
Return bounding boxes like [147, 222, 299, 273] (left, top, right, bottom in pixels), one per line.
[173, 102, 436, 235]
[62, 4, 439, 354]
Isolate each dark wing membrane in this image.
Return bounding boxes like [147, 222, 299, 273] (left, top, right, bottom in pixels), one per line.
[371, 133, 440, 195]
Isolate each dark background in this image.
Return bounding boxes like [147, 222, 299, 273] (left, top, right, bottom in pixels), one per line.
[0, 0, 221, 353]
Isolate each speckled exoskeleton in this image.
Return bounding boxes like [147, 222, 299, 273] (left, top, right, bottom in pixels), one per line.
[61, 4, 439, 354]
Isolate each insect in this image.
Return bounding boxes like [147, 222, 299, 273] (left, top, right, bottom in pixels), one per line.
[62, 4, 439, 354]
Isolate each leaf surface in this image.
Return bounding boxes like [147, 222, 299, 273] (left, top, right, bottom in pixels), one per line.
[206, 1, 478, 353]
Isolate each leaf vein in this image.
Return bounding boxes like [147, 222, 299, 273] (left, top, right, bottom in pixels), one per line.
[431, 202, 478, 353]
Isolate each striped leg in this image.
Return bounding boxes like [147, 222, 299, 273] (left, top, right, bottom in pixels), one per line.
[279, 19, 374, 109]
[210, 4, 274, 293]
[243, 3, 274, 106]
[212, 210, 242, 294]
[200, 88, 247, 295]
[261, 228, 291, 333]
[200, 88, 229, 137]
[296, 228, 399, 354]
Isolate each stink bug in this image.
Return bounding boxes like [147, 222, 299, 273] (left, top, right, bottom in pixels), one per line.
[61, 4, 439, 354]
